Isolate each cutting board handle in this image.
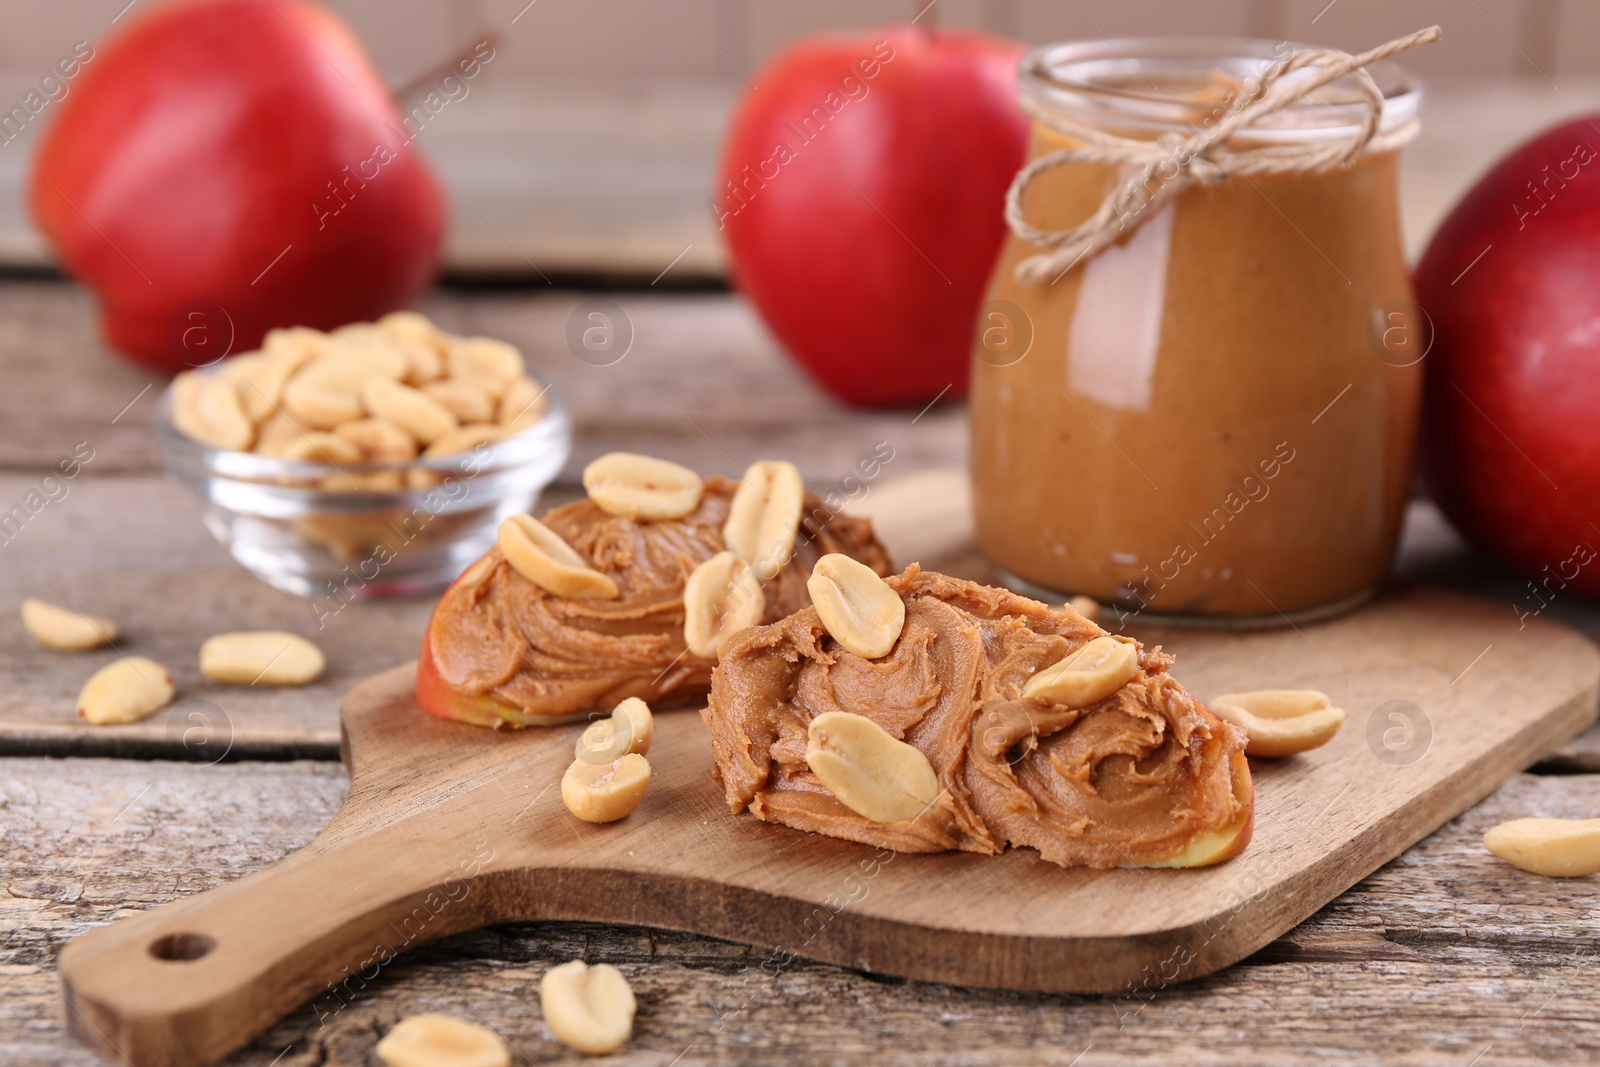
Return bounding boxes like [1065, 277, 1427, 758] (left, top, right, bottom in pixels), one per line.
[57, 810, 498, 1067]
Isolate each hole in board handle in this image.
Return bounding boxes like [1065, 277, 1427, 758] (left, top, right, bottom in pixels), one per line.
[148, 933, 215, 962]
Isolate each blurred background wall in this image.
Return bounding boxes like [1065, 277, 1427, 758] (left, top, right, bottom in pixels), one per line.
[0, 0, 1593, 279]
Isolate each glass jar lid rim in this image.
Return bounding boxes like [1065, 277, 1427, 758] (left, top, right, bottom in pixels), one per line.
[1021, 36, 1422, 140]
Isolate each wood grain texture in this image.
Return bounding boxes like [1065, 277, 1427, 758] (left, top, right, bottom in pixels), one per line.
[8, 756, 1600, 1066]
[53, 575, 1599, 1065]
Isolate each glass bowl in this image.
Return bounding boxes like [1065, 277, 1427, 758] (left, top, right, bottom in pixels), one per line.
[156, 368, 571, 600]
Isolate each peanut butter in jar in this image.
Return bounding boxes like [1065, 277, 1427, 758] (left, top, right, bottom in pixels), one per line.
[971, 37, 1430, 625]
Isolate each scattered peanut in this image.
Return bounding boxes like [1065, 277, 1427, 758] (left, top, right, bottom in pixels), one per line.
[561, 753, 651, 823]
[497, 515, 618, 599]
[1209, 690, 1345, 757]
[1023, 635, 1140, 708]
[361, 375, 457, 444]
[77, 657, 175, 725]
[1484, 817, 1600, 877]
[582, 452, 703, 521]
[806, 553, 904, 659]
[375, 1013, 510, 1067]
[576, 697, 654, 764]
[199, 631, 326, 686]
[805, 711, 940, 824]
[723, 460, 804, 580]
[21, 598, 119, 651]
[682, 551, 764, 658]
[539, 960, 636, 1055]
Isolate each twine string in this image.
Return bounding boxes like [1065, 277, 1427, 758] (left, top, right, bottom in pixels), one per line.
[1004, 25, 1442, 284]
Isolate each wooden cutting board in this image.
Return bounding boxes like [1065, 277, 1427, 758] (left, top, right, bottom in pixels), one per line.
[57, 475, 1600, 1067]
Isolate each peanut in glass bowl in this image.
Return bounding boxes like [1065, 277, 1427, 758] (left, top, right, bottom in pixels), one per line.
[156, 369, 571, 600]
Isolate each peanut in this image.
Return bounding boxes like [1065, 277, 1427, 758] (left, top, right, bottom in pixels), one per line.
[200, 631, 326, 686]
[806, 553, 904, 660]
[422, 423, 505, 458]
[539, 960, 636, 1055]
[1484, 817, 1600, 877]
[375, 1013, 510, 1067]
[77, 657, 175, 725]
[805, 711, 940, 824]
[361, 376, 458, 445]
[576, 697, 653, 764]
[1068, 595, 1101, 622]
[335, 417, 418, 462]
[172, 372, 254, 451]
[422, 379, 494, 424]
[278, 431, 363, 466]
[723, 460, 804, 580]
[1208, 689, 1345, 757]
[561, 753, 651, 823]
[255, 412, 308, 457]
[497, 515, 618, 599]
[21, 598, 119, 651]
[682, 551, 764, 658]
[281, 378, 364, 429]
[1023, 635, 1139, 708]
[447, 337, 524, 396]
[498, 375, 546, 429]
[582, 452, 703, 521]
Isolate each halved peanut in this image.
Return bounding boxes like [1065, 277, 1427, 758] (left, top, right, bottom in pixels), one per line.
[682, 551, 764, 658]
[423, 423, 504, 458]
[723, 460, 804, 580]
[576, 697, 653, 763]
[361, 376, 458, 444]
[806, 554, 903, 660]
[422, 379, 494, 423]
[172, 372, 254, 451]
[278, 431, 363, 466]
[1484, 817, 1600, 877]
[561, 753, 651, 823]
[582, 453, 703, 521]
[281, 377, 364, 429]
[448, 337, 524, 395]
[375, 1013, 510, 1067]
[805, 711, 939, 824]
[77, 657, 175, 725]
[539, 960, 636, 1055]
[1023, 635, 1139, 708]
[263, 325, 335, 363]
[497, 515, 618, 599]
[223, 349, 314, 424]
[498, 376, 546, 429]
[200, 631, 326, 686]
[335, 417, 418, 462]
[255, 412, 307, 456]
[1209, 690, 1345, 758]
[21, 598, 119, 651]
[1068, 595, 1101, 622]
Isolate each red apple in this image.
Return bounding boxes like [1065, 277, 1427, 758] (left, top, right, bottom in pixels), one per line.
[1415, 115, 1600, 596]
[30, 0, 446, 371]
[716, 25, 1027, 407]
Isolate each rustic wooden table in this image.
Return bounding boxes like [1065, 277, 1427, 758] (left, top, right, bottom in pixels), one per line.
[5, 278, 1600, 1066]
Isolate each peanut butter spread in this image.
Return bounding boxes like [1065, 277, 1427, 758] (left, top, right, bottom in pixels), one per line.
[703, 566, 1251, 868]
[424, 477, 890, 724]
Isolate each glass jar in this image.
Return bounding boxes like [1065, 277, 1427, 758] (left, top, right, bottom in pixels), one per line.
[970, 38, 1425, 626]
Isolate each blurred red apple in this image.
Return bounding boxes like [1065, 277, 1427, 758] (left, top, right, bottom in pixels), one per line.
[1415, 115, 1600, 596]
[716, 25, 1027, 407]
[30, 0, 446, 371]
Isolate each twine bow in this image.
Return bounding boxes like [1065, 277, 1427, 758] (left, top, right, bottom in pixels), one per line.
[1004, 25, 1442, 285]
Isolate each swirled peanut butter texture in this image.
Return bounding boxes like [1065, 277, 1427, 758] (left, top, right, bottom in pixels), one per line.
[422, 477, 891, 724]
[703, 566, 1252, 868]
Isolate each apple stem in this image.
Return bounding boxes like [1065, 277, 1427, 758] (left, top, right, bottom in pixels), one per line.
[391, 28, 501, 102]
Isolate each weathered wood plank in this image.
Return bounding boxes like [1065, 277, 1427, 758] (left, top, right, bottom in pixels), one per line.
[4, 757, 1600, 1066]
[0, 282, 964, 482]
